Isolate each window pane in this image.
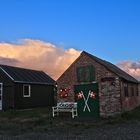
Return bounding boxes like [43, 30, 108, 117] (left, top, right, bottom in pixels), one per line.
[23, 85, 30, 97]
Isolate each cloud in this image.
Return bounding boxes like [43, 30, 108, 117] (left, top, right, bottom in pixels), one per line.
[117, 61, 140, 81]
[0, 39, 80, 80]
[0, 57, 20, 66]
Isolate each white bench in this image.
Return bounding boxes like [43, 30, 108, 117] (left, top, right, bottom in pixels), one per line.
[52, 102, 78, 118]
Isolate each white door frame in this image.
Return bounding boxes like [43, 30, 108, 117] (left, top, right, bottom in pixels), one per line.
[0, 83, 3, 110]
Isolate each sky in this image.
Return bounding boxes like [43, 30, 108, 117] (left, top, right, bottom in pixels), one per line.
[0, 0, 140, 80]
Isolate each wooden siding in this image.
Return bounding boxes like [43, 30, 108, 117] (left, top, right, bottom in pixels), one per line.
[0, 70, 15, 110]
[14, 83, 54, 109]
[0, 69, 55, 110]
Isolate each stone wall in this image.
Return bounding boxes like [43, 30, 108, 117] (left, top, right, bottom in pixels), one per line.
[100, 78, 122, 117]
[57, 53, 122, 117]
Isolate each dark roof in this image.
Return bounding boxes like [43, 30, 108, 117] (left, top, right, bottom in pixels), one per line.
[82, 51, 138, 83]
[0, 65, 55, 85]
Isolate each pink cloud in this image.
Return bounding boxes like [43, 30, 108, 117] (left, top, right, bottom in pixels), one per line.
[117, 61, 140, 81]
[0, 39, 80, 80]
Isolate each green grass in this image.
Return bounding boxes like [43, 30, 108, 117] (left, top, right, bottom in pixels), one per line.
[0, 107, 54, 135]
[0, 106, 140, 135]
[121, 106, 140, 120]
[99, 106, 140, 125]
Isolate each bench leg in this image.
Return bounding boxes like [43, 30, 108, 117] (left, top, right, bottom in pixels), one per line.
[53, 111, 59, 117]
[72, 109, 78, 118]
[72, 112, 74, 118]
[75, 109, 78, 116]
[52, 109, 58, 117]
[53, 111, 55, 117]
[72, 109, 75, 118]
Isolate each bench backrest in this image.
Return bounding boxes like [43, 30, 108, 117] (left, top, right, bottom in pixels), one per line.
[57, 102, 77, 109]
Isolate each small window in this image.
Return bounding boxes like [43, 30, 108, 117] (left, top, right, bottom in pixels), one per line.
[136, 86, 139, 96]
[23, 85, 31, 97]
[131, 86, 134, 96]
[124, 83, 128, 97]
[77, 65, 95, 82]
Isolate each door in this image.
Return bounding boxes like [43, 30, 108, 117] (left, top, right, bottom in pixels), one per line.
[0, 83, 2, 110]
[74, 83, 99, 118]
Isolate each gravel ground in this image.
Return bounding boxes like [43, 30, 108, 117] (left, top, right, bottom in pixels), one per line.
[0, 121, 140, 140]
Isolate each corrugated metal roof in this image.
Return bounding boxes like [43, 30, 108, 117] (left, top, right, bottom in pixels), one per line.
[0, 65, 55, 85]
[82, 51, 138, 83]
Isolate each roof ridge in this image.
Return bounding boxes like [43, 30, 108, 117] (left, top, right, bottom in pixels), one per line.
[82, 51, 138, 83]
[0, 64, 43, 73]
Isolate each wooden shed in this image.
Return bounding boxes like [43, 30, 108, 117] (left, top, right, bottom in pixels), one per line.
[0, 65, 55, 110]
[57, 51, 140, 118]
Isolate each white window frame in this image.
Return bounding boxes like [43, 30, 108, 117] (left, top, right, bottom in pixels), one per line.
[23, 84, 31, 97]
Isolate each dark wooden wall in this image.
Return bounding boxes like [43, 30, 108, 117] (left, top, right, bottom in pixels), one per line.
[0, 70, 15, 110]
[0, 69, 55, 110]
[14, 83, 54, 109]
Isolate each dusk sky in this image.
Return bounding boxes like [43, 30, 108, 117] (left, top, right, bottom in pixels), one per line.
[0, 0, 140, 80]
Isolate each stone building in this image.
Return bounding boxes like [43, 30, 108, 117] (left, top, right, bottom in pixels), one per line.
[57, 51, 140, 118]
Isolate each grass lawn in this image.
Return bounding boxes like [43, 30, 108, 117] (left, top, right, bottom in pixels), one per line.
[0, 106, 140, 136]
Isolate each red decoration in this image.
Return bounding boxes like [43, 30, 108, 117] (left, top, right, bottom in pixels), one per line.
[76, 92, 83, 100]
[89, 91, 96, 99]
[76, 91, 96, 100]
[58, 88, 70, 98]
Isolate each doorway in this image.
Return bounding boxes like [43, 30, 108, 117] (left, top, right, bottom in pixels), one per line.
[74, 83, 99, 118]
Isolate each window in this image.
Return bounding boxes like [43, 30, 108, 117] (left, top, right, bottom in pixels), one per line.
[23, 85, 31, 97]
[136, 86, 139, 96]
[131, 86, 134, 96]
[124, 83, 128, 97]
[77, 65, 95, 82]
